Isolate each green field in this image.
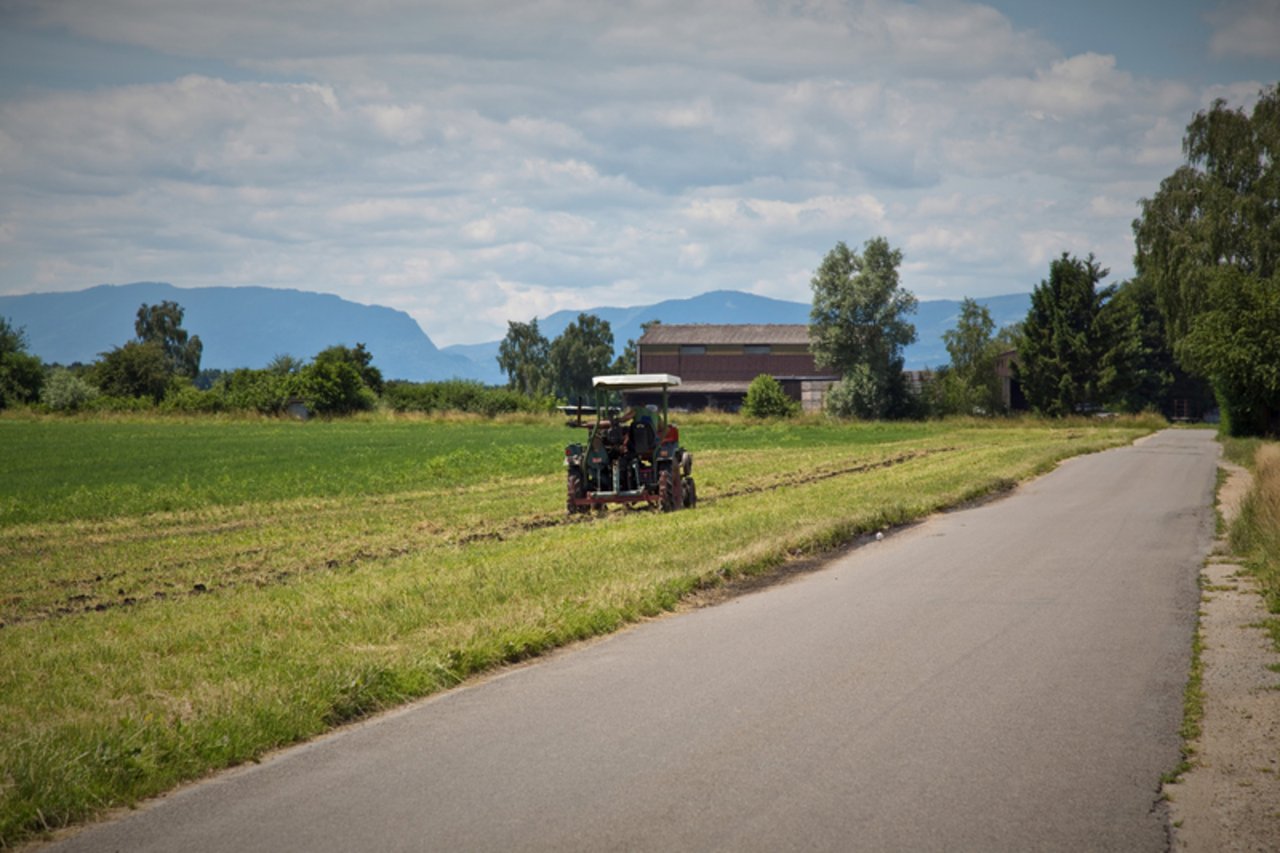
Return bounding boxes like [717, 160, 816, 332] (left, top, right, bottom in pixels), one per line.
[0, 414, 1155, 845]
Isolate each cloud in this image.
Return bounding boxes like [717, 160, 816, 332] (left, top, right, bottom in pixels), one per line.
[1207, 0, 1280, 59]
[1, 75, 346, 191]
[22, 0, 1047, 79]
[0, 0, 1257, 345]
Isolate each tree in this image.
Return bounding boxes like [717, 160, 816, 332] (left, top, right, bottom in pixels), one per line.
[1016, 254, 1115, 417]
[1133, 85, 1280, 434]
[938, 298, 1003, 414]
[93, 340, 172, 402]
[497, 319, 551, 396]
[548, 313, 615, 401]
[193, 368, 225, 391]
[611, 319, 661, 375]
[313, 343, 383, 394]
[742, 374, 799, 418]
[0, 316, 44, 408]
[266, 353, 305, 375]
[810, 237, 918, 419]
[1094, 276, 1211, 415]
[993, 322, 1024, 354]
[1178, 267, 1280, 435]
[135, 301, 202, 378]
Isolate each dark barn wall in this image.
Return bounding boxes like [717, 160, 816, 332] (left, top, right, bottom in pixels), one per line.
[639, 349, 821, 381]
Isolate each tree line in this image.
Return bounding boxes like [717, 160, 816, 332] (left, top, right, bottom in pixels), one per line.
[0, 300, 551, 417]
[766, 238, 1209, 423]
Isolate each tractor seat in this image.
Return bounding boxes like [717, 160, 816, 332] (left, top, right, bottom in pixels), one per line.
[630, 420, 657, 458]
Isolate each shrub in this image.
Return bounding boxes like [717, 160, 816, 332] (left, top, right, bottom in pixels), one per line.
[930, 368, 988, 417]
[742, 374, 799, 418]
[303, 360, 376, 415]
[41, 368, 99, 412]
[824, 366, 883, 419]
[160, 382, 227, 414]
[384, 380, 555, 417]
[82, 394, 155, 413]
[215, 369, 299, 415]
[93, 341, 171, 403]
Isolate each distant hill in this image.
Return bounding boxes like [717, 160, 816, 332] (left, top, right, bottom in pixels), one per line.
[0, 283, 481, 382]
[1, 283, 1031, 385]
[445, 289, 1032, 383]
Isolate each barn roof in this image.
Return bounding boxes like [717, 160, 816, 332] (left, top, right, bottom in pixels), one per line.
[637, 324, 811, 345]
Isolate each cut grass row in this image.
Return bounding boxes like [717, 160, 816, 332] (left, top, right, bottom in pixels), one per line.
[0, 416, 1152, 846]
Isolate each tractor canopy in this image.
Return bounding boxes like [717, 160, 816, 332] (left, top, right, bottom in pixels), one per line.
[590, 373, 681, 391]
[590, 374, 680, 432]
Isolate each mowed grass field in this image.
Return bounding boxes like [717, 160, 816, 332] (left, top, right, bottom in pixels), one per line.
[0, 414, 1156, 845]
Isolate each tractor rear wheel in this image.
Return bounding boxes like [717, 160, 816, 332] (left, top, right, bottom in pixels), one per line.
[567, 471, 586, 514]
[658, 469, 675, 512]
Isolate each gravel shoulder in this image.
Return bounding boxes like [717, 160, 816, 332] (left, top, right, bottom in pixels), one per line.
[1166, 460, 1280, 851]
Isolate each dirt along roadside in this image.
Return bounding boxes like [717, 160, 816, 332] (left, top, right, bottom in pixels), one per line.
[1166, 459, 1280, 851]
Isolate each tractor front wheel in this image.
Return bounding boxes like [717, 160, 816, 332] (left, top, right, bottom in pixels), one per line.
[567, 471, 586, 514]
[682, 477, 697, 509]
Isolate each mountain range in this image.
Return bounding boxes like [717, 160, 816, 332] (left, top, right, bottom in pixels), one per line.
[0, 283, 1031, 383]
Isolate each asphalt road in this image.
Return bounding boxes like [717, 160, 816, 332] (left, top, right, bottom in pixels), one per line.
[49, 429, 1219, 852]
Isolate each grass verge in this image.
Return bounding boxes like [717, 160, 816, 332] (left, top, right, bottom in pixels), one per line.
[1164, 583, 1206, 785]
[1224, 439, 1280, 651]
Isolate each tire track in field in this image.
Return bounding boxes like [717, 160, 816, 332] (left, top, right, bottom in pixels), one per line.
[701, 447, 948, 504]
[3, 447, 948, 628]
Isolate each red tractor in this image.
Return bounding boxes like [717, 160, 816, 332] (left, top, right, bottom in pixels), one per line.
[564, 374, 696, 513]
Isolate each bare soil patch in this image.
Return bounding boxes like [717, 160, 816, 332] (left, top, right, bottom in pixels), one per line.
[1166, 461, 1280, 851]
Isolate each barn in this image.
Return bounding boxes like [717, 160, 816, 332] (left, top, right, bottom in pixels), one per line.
[633, 324, 839, 412]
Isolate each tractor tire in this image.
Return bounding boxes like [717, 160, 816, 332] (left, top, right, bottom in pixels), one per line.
[567, 471, 586, 514]
[682, 477, 697, 509]
[658, 469, 676, 513]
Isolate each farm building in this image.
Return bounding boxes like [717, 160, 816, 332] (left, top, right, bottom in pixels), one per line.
[633, 324, 839, 412]
[994, 349, 1027, 411]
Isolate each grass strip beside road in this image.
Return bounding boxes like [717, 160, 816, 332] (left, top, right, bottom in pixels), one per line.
[1225, 439, 1280, 652]
[0, 417, 1150, 845]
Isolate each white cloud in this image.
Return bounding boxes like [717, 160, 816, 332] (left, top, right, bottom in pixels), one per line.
[363, 103, 429, 145]
[681, 194, 885, 231]
[678, 242, 710, 270]
[1207, 0, 1280, 59]
[1, 75, 347, 191]
[0, 0, 1261, 345]
[1088, 195, 1137, 219]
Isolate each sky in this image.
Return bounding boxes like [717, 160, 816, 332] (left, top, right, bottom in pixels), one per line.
[0, 1, 1277, 346]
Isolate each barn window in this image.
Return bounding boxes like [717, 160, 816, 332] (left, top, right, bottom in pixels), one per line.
[743, 344, 771, 355]
[680, 345, 707, 355]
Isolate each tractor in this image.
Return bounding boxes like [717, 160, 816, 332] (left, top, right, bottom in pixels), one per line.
[563, 374, 696, 514]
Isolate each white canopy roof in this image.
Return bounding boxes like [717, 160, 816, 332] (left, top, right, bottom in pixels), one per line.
[591, 373, 682, 390]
